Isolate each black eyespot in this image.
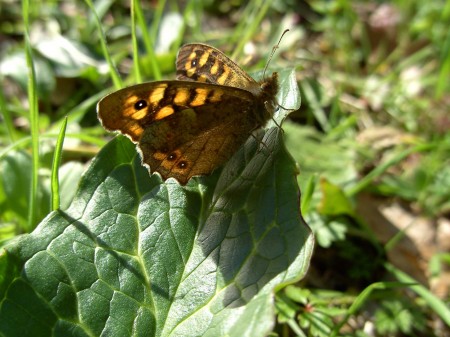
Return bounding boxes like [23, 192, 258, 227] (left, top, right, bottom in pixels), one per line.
[191, 59, 197, 67]
[168, 153, 177, 161]
[134, 100, 147, 110]
[178, 161, 187, 169]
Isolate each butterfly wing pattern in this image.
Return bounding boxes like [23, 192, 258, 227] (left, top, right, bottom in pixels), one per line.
[176, 44, 256, 88]
[97, 44, 279, 185]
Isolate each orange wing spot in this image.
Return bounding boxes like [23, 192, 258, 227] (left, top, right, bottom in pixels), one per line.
[123, 95, 139, 116]
[199, 51, 209, 67]
[153, 151, 167, 161]
[190, 88, 209, 106]
[160, 150, 182, 169]
[154, 105, 175, 120]
[209, 90, 223, 103]
[217, 65, 230, 85]
[149, 85, 167, 104]
[126, 123, 144, 140]
[198, 75, 207, 82]
[210, 59, 219, 75]
[170, 158, 189, 174]
[131, 107, 148, 120]
[174, 89, 190, 105]
[172, 166, 187, 174]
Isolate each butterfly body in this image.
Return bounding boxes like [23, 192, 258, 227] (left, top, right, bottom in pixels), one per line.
[98, 44, 279, 185]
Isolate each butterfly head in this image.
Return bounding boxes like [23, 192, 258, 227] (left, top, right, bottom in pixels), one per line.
[259, 29, 289, 115]
[259, 71, 279, 114]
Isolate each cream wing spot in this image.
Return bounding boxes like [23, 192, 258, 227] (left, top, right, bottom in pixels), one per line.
[217, 65, 230, 85]
[185, 52, 196, 68]
[190, 88, 208, 106]
[199, 51, 210, 67]
[149, 85, 167, 105]
[210, 59, 219, 75]
[209, 90, 223, 103]
[189, 51, 196, 61]
[186, 68, 195, 77]
[184, 51, 198, 77]
[174, 88, 190, 105]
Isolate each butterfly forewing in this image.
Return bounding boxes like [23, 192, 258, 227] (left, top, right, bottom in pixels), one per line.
[98, 81, 264, 184]
[176, 44, 258, 90]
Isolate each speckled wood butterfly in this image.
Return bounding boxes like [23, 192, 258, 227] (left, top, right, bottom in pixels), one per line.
[97, 36, 286, 185]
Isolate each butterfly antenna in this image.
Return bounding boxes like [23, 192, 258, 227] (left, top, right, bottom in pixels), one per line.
[262, 29, 289, 79]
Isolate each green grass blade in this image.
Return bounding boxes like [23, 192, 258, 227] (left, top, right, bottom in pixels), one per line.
[134, 0, 161, 80]
[300, 174, 317, 215]
[330, 281, 415, 337]
[300, 80, 330, 132]
[229, 1, 257, 46]
[149, 0, 166, 50]
[171, 0, 196, 53]
[231, 0, 272, 60]
[131, 0, 142, 83]
[346, 143, 436, 196]
[385, 263, 450, 327]
[0, 133, 102, 164]
[51, 116, 68, 211]
[22, 0, 39, 230]
[0, 138, 30, 160]
[84, 0, 123, 89]
[436, 29, 450, 98]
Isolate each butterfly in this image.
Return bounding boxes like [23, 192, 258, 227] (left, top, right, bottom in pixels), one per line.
[97, 42, 281, 185]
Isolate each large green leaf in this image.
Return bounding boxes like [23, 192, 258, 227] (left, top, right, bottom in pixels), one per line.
[0, 69, 313, 337]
